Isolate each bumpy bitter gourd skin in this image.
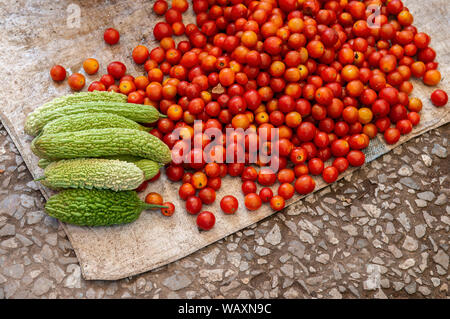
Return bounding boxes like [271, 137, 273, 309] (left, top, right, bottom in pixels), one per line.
[45, 189, 159, 226]
[24, 91, 127, 135]
[39, 156, 163, 180]
[40, 158, 145, 191]
[25, 101, 161, 136]
[105, 155, 162, 180]
[133, 159, 163, 180]
[31, 128, 172, 164]
[42, 113, 150, 134]
[38, 158, 52, 169]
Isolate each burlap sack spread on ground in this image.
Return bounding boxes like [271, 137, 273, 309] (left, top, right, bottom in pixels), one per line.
[0, 0, 449, 280]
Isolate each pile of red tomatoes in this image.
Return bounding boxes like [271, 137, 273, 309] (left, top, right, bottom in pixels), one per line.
[50, 0, 448, 230]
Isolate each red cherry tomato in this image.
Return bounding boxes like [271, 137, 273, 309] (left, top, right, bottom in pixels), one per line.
[259, 187, 274, 203]
[308, 158, 324, 175]
[145, 192, 163, 206]
[257, 168, 277, 186]
[198, 187, 216, 205]
[242, 180, 257, 195]
[166, 165, 184, 182]
[107, 61, 127, 79]
[68, 73, 85, 91]
[332, 157, 349, 173]
[186, 196, 203, 215]
[197, 211, 216, 230]
[244, 193, 262, 211]
[347, 150, 366, 167]
[322, 166, 339, 183]
[277, 168, 295, 184]
[179, 183, 196, 200]
[295, 175, 316, 195]
[228, 163, 245, 177]
[50, 65, 66, 81]
[430, 89, 448, 107]
[154, 22, 173, 40]
[241, 166, 258, 181]
[220, 195, 239, 214]
[88, 81, 106, 92]
[161, 202, 175, 216]
[270, 195, 286, 211]
[384, 127, 401, 144]
[290, 147, 308, 164]
[104, 28, 120, 45]
[278, 183, 295, 200]
[207, 177, 222, 190]
[204, 163, 221, 178]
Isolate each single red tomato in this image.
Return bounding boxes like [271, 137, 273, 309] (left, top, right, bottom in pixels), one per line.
[332, 157, 349, 173]
[50, 65, 66, 81]
[153, 0, 168, 15]
[145, 192, 163, 206]
[347, 150, 366, 166]
[182, 172, 193, 184]
[127, 91, 144, 103]
[107, 61, 127, 79]
[294, 175, 315, 195]
[257, 168, 277, 186]
[331, 139, 350, 157]
[241, 166, 258, 181]
[244, 193, 262, 211]
[198, 187, 216, 205]
[100, 74, 115, 87]
[220, 195, 239, 214]
[104, 28, 120, 45]
[308, 158, 324, 175]
[172, 0, 188, 13]
[166, 165, 184, 182]
[396, 119, 413, 135]
[88, 81, 106, 92]
[270, 195, 286, 211]
[294, 164, 309, 177]
[408, 112, 421, 126]
[297, 122, 316, 142]
[197, 211, 216, 230]
[207, 177, 222, 190]
[278, 183, 295, 200]
[242, 180, 257, 195]
[259, 187, 274, 203]
[161, 202, 175, 216]
[67, 73, 85, 91]
[132, 45, 150, 64]
[228, 163, 245, 177]
[186, 196, 203, 215]
[277, 168, 295, 184]
[204, 162, 221, 178]
[322, 166, 339, 183]
[430, 89, 448, 107]
[290, 147, 308, 164]
[384, 127, 401, 144]
[154, 22, 173, 40]
[179, 183, 196, 200]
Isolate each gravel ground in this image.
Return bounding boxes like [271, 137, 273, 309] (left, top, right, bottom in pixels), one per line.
[0, 122, 448, 299]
